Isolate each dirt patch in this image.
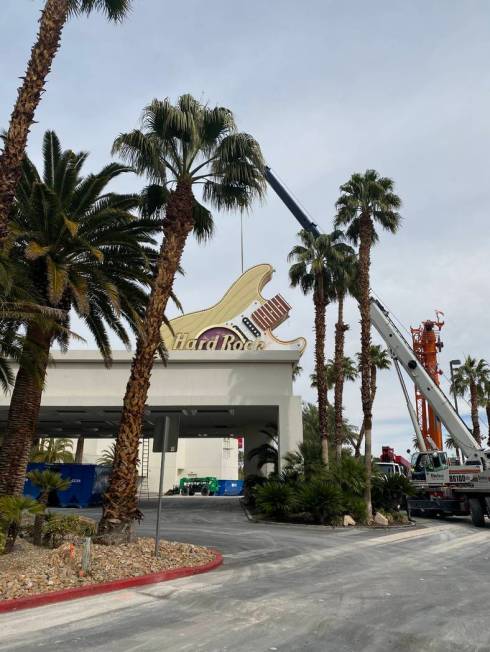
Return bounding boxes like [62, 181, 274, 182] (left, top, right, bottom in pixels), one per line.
[0, 537, 215, 601]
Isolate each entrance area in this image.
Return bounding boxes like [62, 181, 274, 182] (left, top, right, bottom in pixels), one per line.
[0, 349, 302, 492]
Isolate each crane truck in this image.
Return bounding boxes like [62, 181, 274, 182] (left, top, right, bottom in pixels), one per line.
[370, 299, 490, 526]
[265, 165, 490, 527]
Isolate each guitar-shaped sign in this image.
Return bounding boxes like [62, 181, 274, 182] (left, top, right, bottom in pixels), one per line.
[161, 264, 306, 353]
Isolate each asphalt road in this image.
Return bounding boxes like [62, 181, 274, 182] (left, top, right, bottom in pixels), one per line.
[1, 497, 489, 652]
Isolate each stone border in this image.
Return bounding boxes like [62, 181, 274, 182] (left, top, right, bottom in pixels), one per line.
[0, 551, 223, 614]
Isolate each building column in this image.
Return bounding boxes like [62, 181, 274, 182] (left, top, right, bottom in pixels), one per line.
[277, 397, 303, 471]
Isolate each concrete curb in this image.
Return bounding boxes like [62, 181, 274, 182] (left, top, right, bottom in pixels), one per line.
[0, 551, 223, 614]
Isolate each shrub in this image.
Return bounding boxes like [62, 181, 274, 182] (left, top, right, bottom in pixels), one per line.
[243, 474, 267, 508]
[0, 496, 43, 553]
[342, 494, 368, 524]
[26, 469, 71, 546]
[297, 477, 344, 525]
[328, 457, 366, 497]
[254, 481, 296, 519]
[43, 514, 97, 548]
[372, 474, 416, 513]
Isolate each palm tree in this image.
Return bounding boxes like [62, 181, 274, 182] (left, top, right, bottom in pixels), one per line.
[452, 356, 489, 446]
[0, 0, 131, 243]
[335, 170, 401, 515]
[0, 130, 160, 497]
[478, 378, 490, 446]
[289, 230, 346, 466]
[98, 95, 265, 541]
[0, 495, 43, 553]
[354, 345, 392, 458]
[30, 438, 74, 463]
[310, 357, 357, 404]
[246, 443, 279, 475]
[26, 469, 71, 545]
[97, 442, 117, 466]
[331, 246, 358, 460]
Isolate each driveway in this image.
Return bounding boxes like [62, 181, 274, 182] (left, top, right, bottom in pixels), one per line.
[1, 497, 488, 652]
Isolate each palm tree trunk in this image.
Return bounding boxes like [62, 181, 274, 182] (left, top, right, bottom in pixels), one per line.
[0, 324, 52, 496]
[470, 382, 481, 445]
[0, 0, 70, 242]
[354, 366, 377, 458]
[75, 437, 84, 464]
[334, 293, 347, 461]
[358, 213, 373, 517]
[313, 290, 329, 467]
[98, 181, 194, 542]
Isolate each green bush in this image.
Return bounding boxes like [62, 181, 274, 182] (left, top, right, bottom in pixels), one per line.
[0, 496, 43, 553]
[243, 474, 267, 508]
[328, 457, 366, 496]
[254, 481, 296, 519]
[372, 474, 415, 513]
[297, 477, 343, 525]
[342, 494, 368, 523]
[43, 513, 96, 548]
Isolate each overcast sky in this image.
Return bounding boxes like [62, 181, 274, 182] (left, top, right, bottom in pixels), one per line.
[2, 1, 489, 456]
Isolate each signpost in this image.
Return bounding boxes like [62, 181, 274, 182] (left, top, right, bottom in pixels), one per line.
[154, 415, 180, 557]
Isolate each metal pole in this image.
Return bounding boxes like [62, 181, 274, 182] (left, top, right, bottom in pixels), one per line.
[393, 358, 427, 452]
[154, 416, 170, 557]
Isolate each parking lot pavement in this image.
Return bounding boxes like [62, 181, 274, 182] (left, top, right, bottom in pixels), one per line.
[1, 497, 489, 652]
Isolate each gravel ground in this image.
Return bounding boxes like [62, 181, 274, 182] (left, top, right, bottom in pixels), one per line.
[0, 537, 215, 601]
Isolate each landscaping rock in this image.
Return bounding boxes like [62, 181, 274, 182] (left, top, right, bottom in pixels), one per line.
[343, 515, 356, 527]
[0, 537, 215, 602]
[374, 512, 389, 526]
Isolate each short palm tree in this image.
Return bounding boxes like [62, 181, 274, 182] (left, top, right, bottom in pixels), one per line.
[26, 469, 71, 545]
[98, 95, 265, 541]
[0, 0, 131, 242]
[0, 495, 43, 553]
[310, 357, 357, 402]
[289, 229, 346, 466]
[97, 442, 117, 466]
[30, 438, 74, 464]
[246, 443, 279, 475]
[452, 356, 489, 446]
[354, 345, 392, 458]
[335, 170, 401, 515]
[0, 130, 160, 497]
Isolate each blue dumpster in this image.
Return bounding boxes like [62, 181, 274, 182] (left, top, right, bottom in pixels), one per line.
[24, 463, 111, 507]
[216, 480, 244, 496]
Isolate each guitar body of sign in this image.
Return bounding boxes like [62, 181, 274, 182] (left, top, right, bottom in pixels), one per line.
[161, 264, 306, 353]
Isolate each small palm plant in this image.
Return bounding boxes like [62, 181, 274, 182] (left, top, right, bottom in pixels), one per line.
[26, 469, 71, 545]
[0, 495, 43, 553]
[30, 438, 74, 463]
[97, 443, 117, 466]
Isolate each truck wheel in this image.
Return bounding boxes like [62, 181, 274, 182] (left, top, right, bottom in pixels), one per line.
[201, 486, 209, 496]
[469, 498, 485, 527]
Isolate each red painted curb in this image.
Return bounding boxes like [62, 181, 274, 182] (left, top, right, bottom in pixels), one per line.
[0, 551, 223, 614]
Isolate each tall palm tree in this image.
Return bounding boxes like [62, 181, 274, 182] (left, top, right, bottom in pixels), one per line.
[354, 345, 392, 458]
[452, 356, 489, 446]
[331, 246, 358, 460]
[0, 0, 131, 243]
[289, 230, 346, 466]
[0, 130, 159, 497]
[98, 95, 265, 540]
[335, 170, 401, 515]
